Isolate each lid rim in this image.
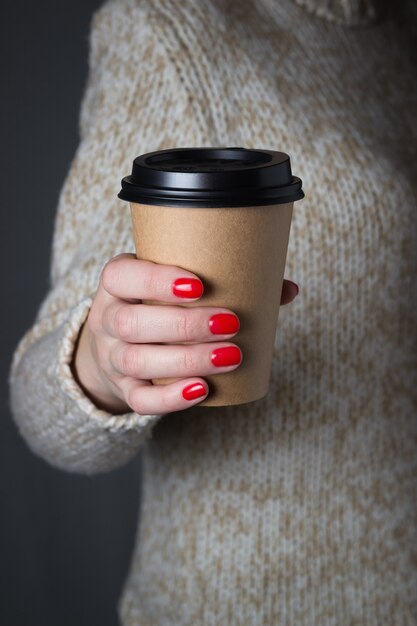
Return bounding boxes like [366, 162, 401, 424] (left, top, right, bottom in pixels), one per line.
[117, 147, 304, 207]
[117, 188, 304, 207]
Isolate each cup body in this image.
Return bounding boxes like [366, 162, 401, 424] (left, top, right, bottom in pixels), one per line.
[130, 200, 294, 407]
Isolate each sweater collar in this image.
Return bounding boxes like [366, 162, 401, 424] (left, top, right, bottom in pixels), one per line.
[290, 0, 380, 27]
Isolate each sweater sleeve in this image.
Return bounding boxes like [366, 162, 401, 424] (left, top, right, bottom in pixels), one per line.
[9, 293, 162, 475]
[8, 0, 186, 475]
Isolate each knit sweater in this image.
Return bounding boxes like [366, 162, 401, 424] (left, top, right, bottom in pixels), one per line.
[9, 0, 417, 624]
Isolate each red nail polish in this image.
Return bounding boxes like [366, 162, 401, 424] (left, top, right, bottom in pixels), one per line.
[182, 382, 207, 400]
[211, 346, 242, 367]
[209, 313, 240, 335]
[288, 280, 299, 295]
[172, 278, 204, 298]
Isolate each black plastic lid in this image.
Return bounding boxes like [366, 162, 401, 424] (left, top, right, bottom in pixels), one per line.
[117, 146, 304, 207]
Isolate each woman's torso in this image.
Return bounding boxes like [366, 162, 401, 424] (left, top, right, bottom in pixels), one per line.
[111, 1, 417, 623]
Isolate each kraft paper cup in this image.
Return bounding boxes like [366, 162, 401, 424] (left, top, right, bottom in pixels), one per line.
[117, 147, 304, 407]
[129, 201, 294, 406]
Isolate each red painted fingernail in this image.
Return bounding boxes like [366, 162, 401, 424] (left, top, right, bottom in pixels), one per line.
[288, 280, 299, 295]
[209, 313, 240, 335]
[172, 278, 204, 298]
[211, 346, 242, 367]
[182, 382, 208, 400]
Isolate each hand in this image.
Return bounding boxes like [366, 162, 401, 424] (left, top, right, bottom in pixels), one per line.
[71, 253, 299, 415]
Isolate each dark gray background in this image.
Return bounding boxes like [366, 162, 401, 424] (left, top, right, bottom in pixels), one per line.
[1, 2, 141, 625]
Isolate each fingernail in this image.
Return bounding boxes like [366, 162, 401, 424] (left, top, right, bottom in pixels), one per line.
[288, 280, 299, 295]
[182, 382, 208, 400]
[211, 346, 242, 367]
[209, 313, 240, 335]
[172, 278, 204, 299]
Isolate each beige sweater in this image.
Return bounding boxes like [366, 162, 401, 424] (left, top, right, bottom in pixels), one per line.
[9, 0, 417, 623]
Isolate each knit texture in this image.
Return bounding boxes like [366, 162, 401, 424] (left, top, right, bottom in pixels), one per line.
[9, 0, 417, 623]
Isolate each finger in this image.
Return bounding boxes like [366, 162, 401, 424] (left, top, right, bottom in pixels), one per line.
[103, 301, 240, 344]
[111, 341, 243, 380]
[101, 253, 204, 303]
[119, 376, 210, 415]
[280, 279, 299, 305]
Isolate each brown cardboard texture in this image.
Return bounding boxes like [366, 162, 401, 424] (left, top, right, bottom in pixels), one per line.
[130, 201, 294, 407]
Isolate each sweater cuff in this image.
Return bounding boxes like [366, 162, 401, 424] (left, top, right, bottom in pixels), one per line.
[56, 296, 163, 434]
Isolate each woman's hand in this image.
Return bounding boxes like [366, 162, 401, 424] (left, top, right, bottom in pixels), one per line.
[71, 253, 299, 415]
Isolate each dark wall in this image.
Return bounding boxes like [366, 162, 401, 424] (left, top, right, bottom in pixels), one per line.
[1, 2, 142, 625]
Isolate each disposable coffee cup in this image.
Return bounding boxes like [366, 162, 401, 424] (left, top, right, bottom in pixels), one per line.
[117, 146, 304, 407]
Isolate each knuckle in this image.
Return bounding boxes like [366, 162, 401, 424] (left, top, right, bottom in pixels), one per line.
[114, 305, 134, 340]
[178, 347, 198, 374]
[101, 257, 122, 294]
[141, 262, 158, 292]
[176, 309, 198, 342]
[142, 261, 166, 297]
[119, 344, 145, 377]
